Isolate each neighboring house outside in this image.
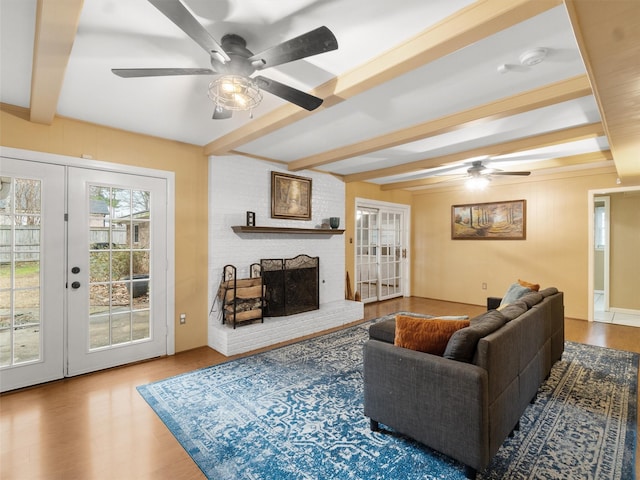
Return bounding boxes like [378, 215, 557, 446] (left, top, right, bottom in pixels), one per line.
[89, 199, 129, 248]
[119, 210, 150, 249]
[89, 199, 109, 227]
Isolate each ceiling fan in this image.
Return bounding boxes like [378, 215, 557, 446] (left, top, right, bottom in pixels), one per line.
[460, 160, 531, 189]
[111, 0, 338, 119]
[431, 158, 533, 178]
[426, 158, 532, 189]
[466, 160, 531, 178]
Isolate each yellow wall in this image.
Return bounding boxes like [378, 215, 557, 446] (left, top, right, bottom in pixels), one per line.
[344, 182, 412, 297]
[410, 167, 620, 319]
[1, 106, 208, 352]
[609, 192, 640, 310]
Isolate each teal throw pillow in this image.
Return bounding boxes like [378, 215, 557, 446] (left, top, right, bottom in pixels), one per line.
[499, 282, 532, 307]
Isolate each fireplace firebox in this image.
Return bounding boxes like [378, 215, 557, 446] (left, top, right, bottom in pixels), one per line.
[261, 255, 319, 317]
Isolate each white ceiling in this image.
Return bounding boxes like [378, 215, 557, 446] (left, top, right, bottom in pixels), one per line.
[1, 0, 638, 188]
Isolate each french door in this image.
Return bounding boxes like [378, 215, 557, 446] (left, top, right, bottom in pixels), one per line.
[1, 156, 169, 391]
[66, 167, 168, 376]
[355, 200, 409, 303]
[0, 158, 65, 391]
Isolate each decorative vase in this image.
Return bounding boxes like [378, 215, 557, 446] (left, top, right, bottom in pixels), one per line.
[329, 217, 340, 229]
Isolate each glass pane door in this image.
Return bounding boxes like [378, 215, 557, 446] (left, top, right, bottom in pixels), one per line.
[355, 202, 407, 303]
[378, 211, 403, 300]
[67, 168, 167, 376]
[356, 207, 379, 302]
[0, 159, 65, 392]
[0, 156, 172, 390]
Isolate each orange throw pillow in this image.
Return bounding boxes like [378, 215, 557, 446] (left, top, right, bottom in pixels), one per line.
[394, 315, 470, 355]
[518, 279, 540, 291]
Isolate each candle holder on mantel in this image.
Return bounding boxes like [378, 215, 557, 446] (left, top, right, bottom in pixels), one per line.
[329, 217, 340, 229]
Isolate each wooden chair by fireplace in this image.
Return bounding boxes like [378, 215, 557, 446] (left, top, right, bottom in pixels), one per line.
[218, 264, 265, 328]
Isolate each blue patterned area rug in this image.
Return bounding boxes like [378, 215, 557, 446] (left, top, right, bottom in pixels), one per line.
[137, 316, 638, 480]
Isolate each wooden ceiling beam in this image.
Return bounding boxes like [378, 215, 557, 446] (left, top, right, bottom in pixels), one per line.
[288, 74, 591, 171]
[204, 0, 561, 157]
[564, 0, 640, 185]
[29, 0, 84, 125]
[344, 122, 604, 183]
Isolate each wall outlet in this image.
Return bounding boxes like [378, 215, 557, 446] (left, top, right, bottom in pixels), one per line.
[482, 283, 487, 290]
[179, 313, 186, 324]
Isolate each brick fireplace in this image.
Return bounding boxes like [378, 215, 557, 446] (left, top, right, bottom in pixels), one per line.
[207, 155, 364, 356]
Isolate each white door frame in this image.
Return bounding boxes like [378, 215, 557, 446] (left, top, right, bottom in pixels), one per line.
[354, 197, 411, 300]
[0, 146, 175, 356]
[587, 185, 640, 322]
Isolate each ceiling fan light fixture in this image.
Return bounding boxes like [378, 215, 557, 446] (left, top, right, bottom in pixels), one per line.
[466, 176, 491, 190]
[208, 75, 262, 111]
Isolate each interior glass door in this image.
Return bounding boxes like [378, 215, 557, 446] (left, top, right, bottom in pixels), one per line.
[356, 207, 379, 302]
[378, 210, 403, 300]
[355, 204, 406, 303]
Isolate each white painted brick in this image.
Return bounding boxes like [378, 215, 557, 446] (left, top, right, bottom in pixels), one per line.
[209, 299, 364, 356]
[208, 155, 361, 355]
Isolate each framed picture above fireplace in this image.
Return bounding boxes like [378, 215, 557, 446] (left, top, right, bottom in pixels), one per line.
[271, 171, 312, 220]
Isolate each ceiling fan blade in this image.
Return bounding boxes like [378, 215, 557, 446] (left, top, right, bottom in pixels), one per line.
[491, 171, 531, 176]
[112, 68, 215, 78]
[212, 106, 232, 119]
[249, 26, 338, 69]
[254, 76, 323, 111]
[148, 0, 230, 63]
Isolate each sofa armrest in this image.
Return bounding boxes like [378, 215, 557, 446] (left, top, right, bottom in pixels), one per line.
[487, 297, 502, 310]
[363, 339, 490, 471]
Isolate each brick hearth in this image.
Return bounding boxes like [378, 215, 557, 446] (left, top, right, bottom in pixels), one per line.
[209, 299, 363, 356]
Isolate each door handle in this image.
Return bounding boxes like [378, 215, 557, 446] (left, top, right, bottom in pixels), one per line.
[71, 281, 81, 289]
[71, 267, 80, 274]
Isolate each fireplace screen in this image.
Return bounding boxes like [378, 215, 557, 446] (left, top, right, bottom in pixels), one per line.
[261, 255, 319, 317]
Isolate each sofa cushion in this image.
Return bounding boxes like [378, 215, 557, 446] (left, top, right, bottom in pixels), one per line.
[394, 315, 470, 355]
[519, 292, 544, 307]
[497, 301, 528, 321]
[444, 310, 507, 363]
[539, 287, 558, 297]
[518, 279, 540, 291]
[470, 311, 495, 326]
[499, 282, 532, 307]
[368, 318, 397, 343]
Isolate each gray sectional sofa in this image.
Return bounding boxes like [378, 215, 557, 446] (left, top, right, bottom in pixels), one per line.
[363, 288, 564, 478]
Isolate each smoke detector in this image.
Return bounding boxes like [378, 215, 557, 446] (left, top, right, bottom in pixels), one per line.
[519, 48, 547, 66]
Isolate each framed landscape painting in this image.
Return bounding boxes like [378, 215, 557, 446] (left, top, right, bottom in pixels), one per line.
[271, 172, 312, 220]
[452, 199, 526, 240]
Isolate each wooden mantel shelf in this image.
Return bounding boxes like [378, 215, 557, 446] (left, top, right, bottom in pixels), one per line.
[232, 226, 344, 235]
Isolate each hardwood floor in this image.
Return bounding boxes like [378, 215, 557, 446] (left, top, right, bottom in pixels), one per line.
[1, 297, 638, 479]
